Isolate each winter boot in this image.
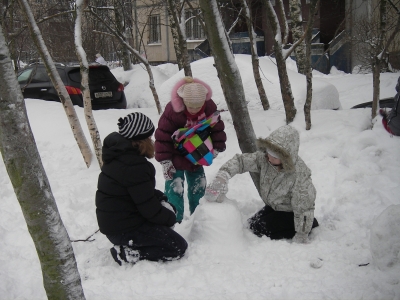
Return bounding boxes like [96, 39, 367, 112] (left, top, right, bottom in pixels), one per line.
[110, 247, 122, 266]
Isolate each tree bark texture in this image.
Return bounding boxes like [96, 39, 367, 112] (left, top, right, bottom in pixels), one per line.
[166, 0, 192, 76]
[304, 0, 319, 130]
[18, 0, 93, 167]
[199, 0, 261, 191]
[372, 58, 380, 120]
[371, 0, 387, 120]
[289, 0, 307, 75]
[241, 0, 270, 110]
[75, 0, 103, 167]
[0, 24, 86, 300]
[114, 0, 133, 71]
[263, 0, 297, 123]
[89, 9, 163, 114]
[277, 0, 289, 45]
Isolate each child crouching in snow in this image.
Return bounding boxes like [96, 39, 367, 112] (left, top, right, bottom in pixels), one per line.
[205, 125, 318, 243]
[95, 112, 187, 265]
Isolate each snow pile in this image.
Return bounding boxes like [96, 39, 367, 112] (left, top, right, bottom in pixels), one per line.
[158, 55, 341, 111]
[370, 205, 400, 273]
[112, 63, 178, 109]
[1, 56, 400, 299]
[188, 199, 245, 253]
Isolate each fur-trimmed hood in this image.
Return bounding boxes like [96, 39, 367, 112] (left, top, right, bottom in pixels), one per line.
[170, 77, 213, 112]
[256, 125, 300, 172]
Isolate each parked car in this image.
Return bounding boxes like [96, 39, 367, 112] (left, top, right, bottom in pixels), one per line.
[17, 63, 127, 109]
[351, 97, 394, 109]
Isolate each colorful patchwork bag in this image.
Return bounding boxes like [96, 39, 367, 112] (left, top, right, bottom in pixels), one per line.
[171, 111, 221, 166]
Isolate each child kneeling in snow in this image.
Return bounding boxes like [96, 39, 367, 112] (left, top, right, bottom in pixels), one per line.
[95, 112, 187, 265]
[205, 125, 319, 243]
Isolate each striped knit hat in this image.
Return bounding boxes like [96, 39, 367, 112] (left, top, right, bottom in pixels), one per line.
[117, 112, 155, 140]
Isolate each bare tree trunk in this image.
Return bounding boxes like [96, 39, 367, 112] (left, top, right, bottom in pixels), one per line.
[263, 0, 297, 123]
[0, 25, 86, 300]
[372, 57, 381, 120]
[372, 0, 387, 120]
[277, 0, 289, 45]
[166, 0, 192, 76]
[89, 8, 163, 114]
[241, 0, 270, 110]
[199, 0, 261, 192]
[114, 0, 132, 71]
[304, 0, 319, 130]
[75, 0, 103, 167]
[289, 0, 307, 75]
[18, 0, 93, 167]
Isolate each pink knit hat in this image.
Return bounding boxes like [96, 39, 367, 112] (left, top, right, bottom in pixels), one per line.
[177, 77, 208, 108]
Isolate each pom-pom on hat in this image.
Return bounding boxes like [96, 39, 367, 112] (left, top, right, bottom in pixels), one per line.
[177, 76, 208, 108]
[118, 112, 155, 140]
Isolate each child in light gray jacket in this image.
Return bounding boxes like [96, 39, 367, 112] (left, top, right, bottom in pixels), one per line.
[205, 125, 318, 243]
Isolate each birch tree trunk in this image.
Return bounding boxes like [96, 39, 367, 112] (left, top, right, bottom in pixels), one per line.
[18, 0, 93, 167]
[263, 0, 297, 123]
[199, 0, 261, 192]
[75, 0, 103, 167]
[289, 0, 307, 75]
[372, 0, 387, 120]
[241, 0, 270, 110]
[89, 8, 162, 114]
[0, 25, 85, 300]
[304, 0, 319, 130]
[166, 0, 192, 76]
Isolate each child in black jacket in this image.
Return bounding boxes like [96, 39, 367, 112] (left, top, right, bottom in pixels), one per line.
[96, 112, 187, 265]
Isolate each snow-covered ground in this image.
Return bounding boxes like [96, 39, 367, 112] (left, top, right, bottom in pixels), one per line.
[1, 56, 399, 299]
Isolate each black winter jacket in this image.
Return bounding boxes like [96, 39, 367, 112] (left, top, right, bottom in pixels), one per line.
[388, 76, 400, 135]
[96, 132, 176, 235]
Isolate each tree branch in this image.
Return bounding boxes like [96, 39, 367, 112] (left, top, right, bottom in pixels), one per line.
[8, 10, 76, 39]
[71, 229, 100, 243]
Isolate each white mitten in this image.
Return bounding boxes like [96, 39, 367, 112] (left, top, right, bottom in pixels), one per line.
[161, 160, 176, 180]
[213, 149, 219, 159]
[205, 171, 230, 202]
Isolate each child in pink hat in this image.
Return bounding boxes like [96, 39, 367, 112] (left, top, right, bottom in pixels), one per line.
[155, 76, 227, 222]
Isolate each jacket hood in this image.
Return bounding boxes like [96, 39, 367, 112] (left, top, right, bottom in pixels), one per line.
[256, 125, 300, 172]
[102, 132, 138, 164]
[170, 77, 213, 112]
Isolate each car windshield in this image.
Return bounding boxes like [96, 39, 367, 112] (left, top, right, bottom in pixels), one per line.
[18, 69, 33, 84]
[68, 67, 115, 84]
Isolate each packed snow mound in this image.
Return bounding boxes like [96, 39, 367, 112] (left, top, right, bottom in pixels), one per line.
[370, 205, 400, 271]
[111, 64, 176, 108]
[158, 54, 341, 111]
[188, 199, 245, 251]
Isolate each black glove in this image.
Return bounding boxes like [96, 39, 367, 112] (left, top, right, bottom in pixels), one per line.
[154, 189, 168, 202]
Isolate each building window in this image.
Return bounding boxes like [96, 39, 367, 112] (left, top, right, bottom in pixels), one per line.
[148, 15, 161, 44]
[185, 10, 205, 40]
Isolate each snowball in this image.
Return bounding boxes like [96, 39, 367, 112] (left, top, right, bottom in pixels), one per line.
[370, 205, 400, 271]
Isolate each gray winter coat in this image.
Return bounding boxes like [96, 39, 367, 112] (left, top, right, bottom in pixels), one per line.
[220, 125, 316, 235]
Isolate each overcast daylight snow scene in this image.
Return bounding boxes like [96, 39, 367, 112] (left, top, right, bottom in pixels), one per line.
[1, 54, 400, 299]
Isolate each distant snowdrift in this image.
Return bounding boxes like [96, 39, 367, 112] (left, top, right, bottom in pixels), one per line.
[157, 55, 341, 111]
